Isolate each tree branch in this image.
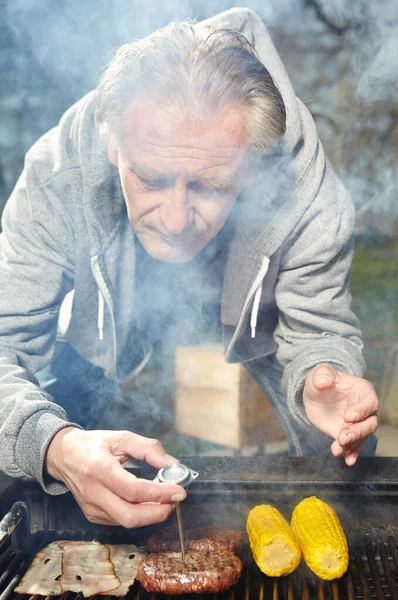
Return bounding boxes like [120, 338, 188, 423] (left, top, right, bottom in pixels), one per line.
[304, 0, 362, 36]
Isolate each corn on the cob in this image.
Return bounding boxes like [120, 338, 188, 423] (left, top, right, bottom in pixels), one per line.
[291, 496, 349, 580]
[246, 505, 301, 577]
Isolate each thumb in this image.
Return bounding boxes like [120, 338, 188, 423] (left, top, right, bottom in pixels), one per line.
[311, 363, 337, 390]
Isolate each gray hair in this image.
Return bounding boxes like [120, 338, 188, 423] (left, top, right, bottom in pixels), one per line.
[94, 21, 286, 154]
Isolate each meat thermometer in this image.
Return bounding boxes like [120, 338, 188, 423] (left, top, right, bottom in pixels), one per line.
[155, 463, 199, 560]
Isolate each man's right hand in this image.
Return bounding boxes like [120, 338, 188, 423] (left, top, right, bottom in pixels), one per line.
[45, 427, 187, 527]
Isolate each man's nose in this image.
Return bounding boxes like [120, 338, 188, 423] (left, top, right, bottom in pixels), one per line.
[159, 183, 191, 236]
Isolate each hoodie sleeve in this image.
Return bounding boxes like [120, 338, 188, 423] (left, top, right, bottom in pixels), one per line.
[0, 157, 82, 494]
[274, 160, 365, 427]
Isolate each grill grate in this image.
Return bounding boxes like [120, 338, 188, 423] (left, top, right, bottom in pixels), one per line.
[0, 503, 30, 600]
[0, 547, 25, 600]
[1, 498, 398, 600]
[2, 534, 397, 600]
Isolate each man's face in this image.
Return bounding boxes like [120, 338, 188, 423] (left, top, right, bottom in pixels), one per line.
[107, 98, 259, 262]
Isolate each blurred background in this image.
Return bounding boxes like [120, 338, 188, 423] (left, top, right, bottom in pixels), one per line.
[0, 0, 397, 456]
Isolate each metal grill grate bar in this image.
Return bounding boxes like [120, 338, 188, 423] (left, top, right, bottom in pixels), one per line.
[301, 576, 310, 600]
[243, 568, 250, 600]
[331, 581, 339, 600]
[345, 574, 356, 600]
[0, 558, 26, 600]
[0, 547, 13, 571]
[0, 553, 23, 590]
[316, 579, 325, 600]
[365, 537, 386, 600]
[354, 536, 371, 600]
[389, 538, 398, 568]
[134, 587, 144, 600]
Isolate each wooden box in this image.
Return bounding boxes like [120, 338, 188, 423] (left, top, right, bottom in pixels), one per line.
[175, 344, 286, 449]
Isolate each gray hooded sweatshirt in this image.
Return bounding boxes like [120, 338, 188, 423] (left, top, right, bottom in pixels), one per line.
[0, 8, 364, 493]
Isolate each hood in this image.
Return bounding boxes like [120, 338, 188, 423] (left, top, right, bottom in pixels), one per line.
[48, 91, 124, 260]
[200, 8, 327, 260]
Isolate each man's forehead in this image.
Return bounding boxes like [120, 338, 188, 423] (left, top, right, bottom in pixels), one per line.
[120, 97, 251, 181]
[123, 96, 249, 153]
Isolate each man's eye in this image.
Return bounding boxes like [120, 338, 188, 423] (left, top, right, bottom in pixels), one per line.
[191, 182, 221, 197]
[139, 176, 171, 189]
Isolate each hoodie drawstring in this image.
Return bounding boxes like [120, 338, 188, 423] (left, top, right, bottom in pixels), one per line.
[96, 256, 269, 344]
[250, 256, 270, 339]
[97, 288, 104, 341]
[95, 282, 152, 382]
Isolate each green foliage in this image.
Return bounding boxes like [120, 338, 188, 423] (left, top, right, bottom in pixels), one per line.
[350, 243, 398, 390]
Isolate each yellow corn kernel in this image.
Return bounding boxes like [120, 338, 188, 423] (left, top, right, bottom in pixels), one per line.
[247, 504, 301, 577]
[291, 496, 349, 580]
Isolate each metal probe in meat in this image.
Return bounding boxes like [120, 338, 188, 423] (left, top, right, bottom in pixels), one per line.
[155, 463, 199, 560]
[175, 502, 185, 559]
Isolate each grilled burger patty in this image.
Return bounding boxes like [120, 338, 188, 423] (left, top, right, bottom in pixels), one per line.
[147, 524, 244, 554]
[136, 550, 243, 594]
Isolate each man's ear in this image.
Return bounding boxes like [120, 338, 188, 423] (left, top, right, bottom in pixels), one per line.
[242, 152, 261, 189]
[107, 135, 119, 167]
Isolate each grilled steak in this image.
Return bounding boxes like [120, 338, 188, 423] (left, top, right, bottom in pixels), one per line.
[136, 549, 242, 594]
[147, 524, 243, 554]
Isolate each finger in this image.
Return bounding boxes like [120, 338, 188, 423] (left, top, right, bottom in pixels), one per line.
[92, 485, 174, 528]
[331, 439, 345, 457]
[99, 461, 187, 503]
[69, 475, 175, 527]
[345, 449, 360, 467]
[344, 388, 379, 423]
[311, 363, 338, 390]
[332, 431, 368, 457]
[338, 415, 378, 448]
[116, 432, 179, 468]
[331, 440, 364, 464]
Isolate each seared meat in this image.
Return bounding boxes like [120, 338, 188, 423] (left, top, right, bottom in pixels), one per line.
[15, 542, 62, 595]
[59, 541, 120, 596]
[136, 549, 242, 594]
[100, 545, 146, 596]
[147, 524, 243, 554]
[15, 541, 145, 597]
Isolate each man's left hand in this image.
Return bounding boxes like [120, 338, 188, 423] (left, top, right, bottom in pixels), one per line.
[303, 363, 379, 466]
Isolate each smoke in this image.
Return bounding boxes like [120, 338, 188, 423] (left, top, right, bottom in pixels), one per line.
[2, 0, 397, 202]
[294, 1, 398, 237]
[3, 0, 300, 98]
[3, 0, 397, 220]
[0, 0, 397, 456]
[356, 34, 398, 101]
[312, 0, 398, 101]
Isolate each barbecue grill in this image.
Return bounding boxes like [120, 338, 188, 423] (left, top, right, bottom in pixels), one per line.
[1, 456, 397, 600]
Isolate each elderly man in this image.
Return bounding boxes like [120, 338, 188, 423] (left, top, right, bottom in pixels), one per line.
[0, 8, 378, 527]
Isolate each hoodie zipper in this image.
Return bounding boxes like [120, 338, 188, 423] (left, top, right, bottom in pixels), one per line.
[90, 255, 154, 383]
[225, 255, 270, 360]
